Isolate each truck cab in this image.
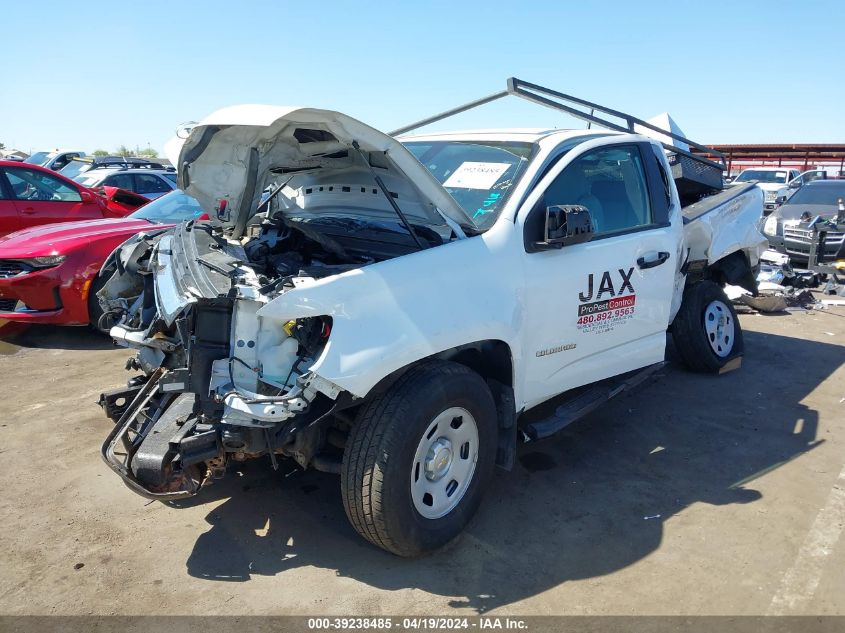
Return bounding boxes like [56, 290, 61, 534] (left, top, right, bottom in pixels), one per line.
[399, 129, 684, 402]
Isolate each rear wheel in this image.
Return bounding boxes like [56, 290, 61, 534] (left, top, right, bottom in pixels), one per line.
[672, 280, 744, 373]
[341, 360, 497, 557]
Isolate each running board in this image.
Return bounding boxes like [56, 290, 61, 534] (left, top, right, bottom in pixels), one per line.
[522, 362, 665, 441]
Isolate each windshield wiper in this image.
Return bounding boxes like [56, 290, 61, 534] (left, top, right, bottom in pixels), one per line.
[351, 141, 425, 250]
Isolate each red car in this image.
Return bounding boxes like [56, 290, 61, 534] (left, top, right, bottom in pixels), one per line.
[0, 159, 147, 236]
[0, 191, 207, 330]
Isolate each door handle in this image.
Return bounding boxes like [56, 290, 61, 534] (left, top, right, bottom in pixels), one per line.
[20, 207, 37, 215]
[637, 251, 670, 269]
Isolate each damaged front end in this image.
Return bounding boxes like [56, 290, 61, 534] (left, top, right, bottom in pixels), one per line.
[98, 220, 354, 500]
[95, 104, 476, 501]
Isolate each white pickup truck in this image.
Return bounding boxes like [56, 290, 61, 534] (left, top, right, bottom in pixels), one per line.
[732, 167, 801, 213]
[96, 80, 766, 556]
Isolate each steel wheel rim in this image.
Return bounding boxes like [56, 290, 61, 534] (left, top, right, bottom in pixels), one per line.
[410, 406, 479, 520]
[704, 300, 735, 358]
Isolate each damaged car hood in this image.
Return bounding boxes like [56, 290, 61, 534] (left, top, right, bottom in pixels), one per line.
[177, 105, 476, 237]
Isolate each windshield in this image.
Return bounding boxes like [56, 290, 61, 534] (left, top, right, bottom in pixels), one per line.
[74, 174, 102, 187]
[735, 170, 788, 184]
[788, 183, 845, 206]
[58, 159, 91, 179]
[129, 190, 205, 224]
[24, 151, 53, 165]
[403, 140, 536, 231]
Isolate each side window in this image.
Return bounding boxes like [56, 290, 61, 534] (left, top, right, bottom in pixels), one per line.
[102, 173, 134, 190]
[543, 145, 652, 236]
[5, 168, 82, 202]
[135, 173, 172, 194]
[162, 172, 177, 185]
[0, 171, 12, 199]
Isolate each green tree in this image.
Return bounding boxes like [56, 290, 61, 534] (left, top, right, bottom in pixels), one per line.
[92, 149, 109, 157]
[114, 145, 135, 157]
[138, 147, 159, 158]
[0, 142, 6, 151]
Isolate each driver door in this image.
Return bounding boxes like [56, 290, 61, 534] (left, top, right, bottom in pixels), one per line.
[5, 166, 96, 229]
[518, 139, 682, 410]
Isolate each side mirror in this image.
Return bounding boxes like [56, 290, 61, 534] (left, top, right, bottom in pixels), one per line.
[535, 205, 594, 250]
[79, 190, 94, 203]
[788, 180, 801, 189]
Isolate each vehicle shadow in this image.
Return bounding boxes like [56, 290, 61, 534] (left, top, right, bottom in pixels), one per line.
[0, 323, 113, 351]
[182, 330, 838, 611]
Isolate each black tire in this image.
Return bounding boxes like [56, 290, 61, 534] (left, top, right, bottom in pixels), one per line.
[672, 280, 744, 373]
[341, 360, 498, 557]
[87, 274, 111, 333]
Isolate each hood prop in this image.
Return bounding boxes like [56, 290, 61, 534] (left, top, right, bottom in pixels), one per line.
[351, 141, 425, 250]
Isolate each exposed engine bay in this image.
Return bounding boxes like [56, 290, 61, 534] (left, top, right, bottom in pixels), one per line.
[96, 137, 455, 499]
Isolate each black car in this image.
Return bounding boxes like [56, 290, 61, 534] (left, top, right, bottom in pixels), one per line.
[762, 179, 845, 266]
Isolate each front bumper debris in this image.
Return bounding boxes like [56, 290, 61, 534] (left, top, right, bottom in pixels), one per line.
[100, 368, 213, 501]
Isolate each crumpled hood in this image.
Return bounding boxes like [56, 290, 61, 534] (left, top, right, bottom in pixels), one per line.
[177, 105, 475, 237]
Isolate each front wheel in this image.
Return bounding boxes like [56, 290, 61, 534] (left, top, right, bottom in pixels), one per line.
[87, 274, 111, 333]
[341, 360, 498, 557]
[672, 280, 744, 373]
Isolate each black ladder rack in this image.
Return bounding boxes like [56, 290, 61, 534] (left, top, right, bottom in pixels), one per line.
[390, 77, 726, 173]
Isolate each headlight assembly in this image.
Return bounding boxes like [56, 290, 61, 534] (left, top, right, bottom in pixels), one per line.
[763, 215, 779, 236]
[20, 255, 67, 268]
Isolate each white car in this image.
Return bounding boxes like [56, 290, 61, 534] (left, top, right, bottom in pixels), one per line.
[73, 166, 177, 200]
[23, 149, 87, 171]
[732, 167, 801, 213]
[95, 82, 765, 557]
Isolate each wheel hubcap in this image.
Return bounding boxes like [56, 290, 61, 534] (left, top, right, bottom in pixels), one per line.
[704, 300, 735, 358]
[411, 407, 479, 519]
[425, 438, 453, 481]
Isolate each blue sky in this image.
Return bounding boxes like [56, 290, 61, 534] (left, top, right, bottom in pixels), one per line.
[2, 0, 843, 154]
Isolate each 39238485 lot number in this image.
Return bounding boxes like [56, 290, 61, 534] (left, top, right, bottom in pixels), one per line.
[308, 617, 395, 629]
[307, 617, 476, 630]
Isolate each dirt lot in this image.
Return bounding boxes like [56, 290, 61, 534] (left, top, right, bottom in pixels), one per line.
[0, 305, 843, 616]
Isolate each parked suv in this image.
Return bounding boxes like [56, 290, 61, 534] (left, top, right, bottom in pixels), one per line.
[59, 156, 162, 181]
[73, 165, 177, 200]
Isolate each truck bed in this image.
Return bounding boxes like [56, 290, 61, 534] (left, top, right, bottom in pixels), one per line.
[682, 183, 757, 223]
[682, 183, 767, 265]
